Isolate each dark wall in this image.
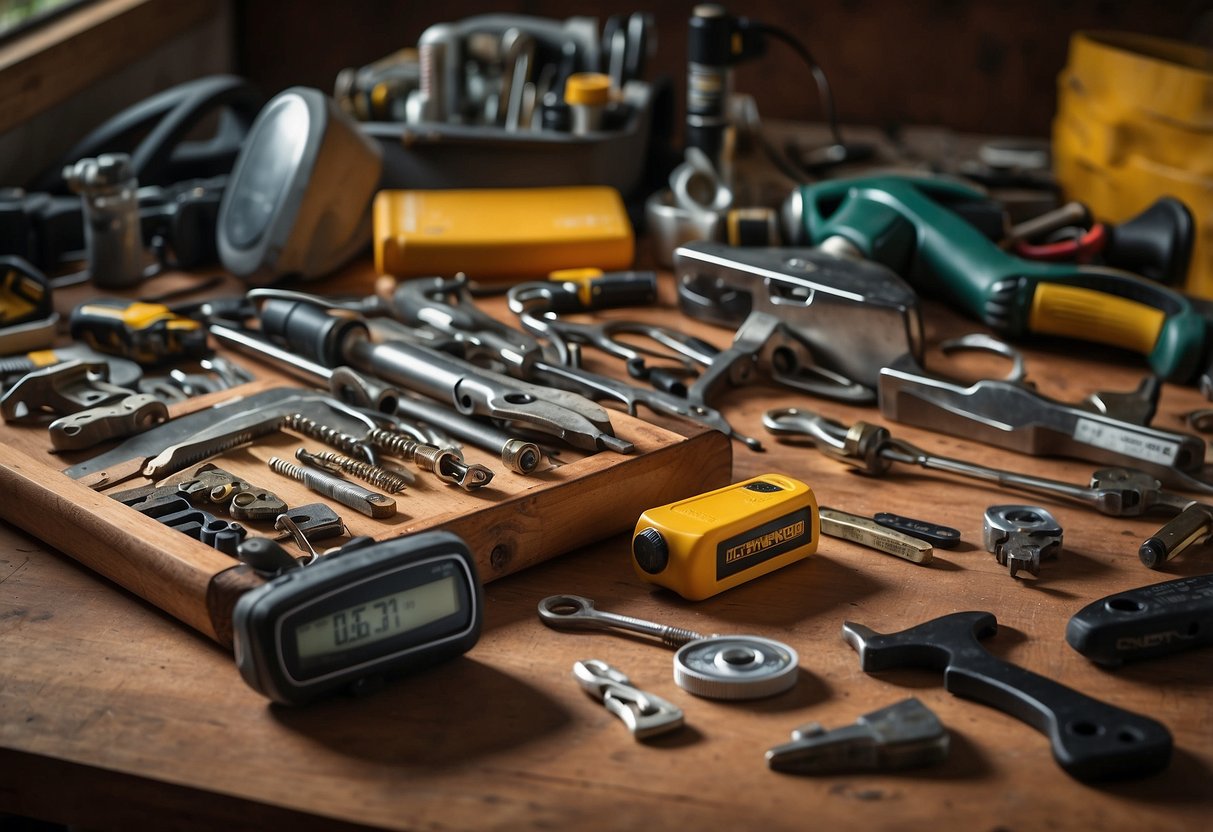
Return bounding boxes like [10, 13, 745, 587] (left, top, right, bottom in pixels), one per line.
[235, 0, 1213, 137]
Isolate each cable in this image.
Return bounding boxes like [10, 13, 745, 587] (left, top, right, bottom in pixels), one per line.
[752, 22, 845, 148]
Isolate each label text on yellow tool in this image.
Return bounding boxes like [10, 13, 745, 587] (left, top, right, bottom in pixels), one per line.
[725, 520, 806, 564]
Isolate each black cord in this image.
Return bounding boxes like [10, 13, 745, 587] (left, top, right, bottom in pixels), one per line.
[753, 22, 845, 148]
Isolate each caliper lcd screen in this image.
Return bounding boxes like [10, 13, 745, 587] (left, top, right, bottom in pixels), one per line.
[294, 575, 461, 661]
[279, 559, 472, 682]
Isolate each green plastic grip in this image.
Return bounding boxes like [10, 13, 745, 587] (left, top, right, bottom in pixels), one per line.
[795, 175, 1207, 382]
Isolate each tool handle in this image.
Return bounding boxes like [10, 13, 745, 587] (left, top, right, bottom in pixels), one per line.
[1066, 573, 1213, 666]
[1024, 269, 1204, 383]
[844, 612, 1172, 782]
[798, 176, 1207, 382]
[945, 652, 1172, 781]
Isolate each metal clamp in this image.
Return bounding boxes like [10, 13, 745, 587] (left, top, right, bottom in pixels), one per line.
[572, 659, 683, 740]
[676, 242, 923, 395]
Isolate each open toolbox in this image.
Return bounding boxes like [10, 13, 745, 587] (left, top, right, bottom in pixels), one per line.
[0, 298, 733, 648]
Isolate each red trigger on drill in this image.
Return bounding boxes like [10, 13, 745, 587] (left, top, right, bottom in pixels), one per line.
[1014, 223, 1107, 263]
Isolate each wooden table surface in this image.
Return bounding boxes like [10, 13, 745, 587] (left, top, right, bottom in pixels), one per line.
[1, 264, 1211, 831]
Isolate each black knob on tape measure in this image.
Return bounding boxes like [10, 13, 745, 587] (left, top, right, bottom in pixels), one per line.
[633, 527, 670, 574]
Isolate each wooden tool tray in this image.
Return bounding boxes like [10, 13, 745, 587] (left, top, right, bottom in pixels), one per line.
[0, 362, 732, 647]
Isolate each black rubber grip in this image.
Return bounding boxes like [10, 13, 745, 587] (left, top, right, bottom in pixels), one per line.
[1066, 573, 1213, 667]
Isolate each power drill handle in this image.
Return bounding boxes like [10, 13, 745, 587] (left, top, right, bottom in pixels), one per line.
[796, 176, 1206, 382]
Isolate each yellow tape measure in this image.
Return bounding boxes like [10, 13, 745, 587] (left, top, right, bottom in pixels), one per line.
[632, 474, 819, 600]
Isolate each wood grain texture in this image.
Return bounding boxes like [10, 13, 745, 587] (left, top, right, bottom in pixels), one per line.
[0, 0, 222, 134]
[0, 441, 236, 639]
[2, 263, 1212, 829]
[2, 287, 1212, 830]
[0, 385, 725, 646]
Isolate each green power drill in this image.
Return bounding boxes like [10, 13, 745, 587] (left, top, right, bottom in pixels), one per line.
[782, 174, 1207, 382]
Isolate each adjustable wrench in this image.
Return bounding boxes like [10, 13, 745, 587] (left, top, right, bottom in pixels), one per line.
[843, 611, 1173, 781]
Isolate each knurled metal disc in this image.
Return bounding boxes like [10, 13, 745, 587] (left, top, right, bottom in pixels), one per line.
[673, 635, 799, 700]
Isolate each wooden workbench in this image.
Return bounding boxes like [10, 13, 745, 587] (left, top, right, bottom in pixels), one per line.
[1, 266, 1211, 831]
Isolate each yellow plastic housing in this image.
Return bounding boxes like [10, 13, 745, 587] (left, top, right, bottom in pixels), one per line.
[373, 186, 634, 280]
[1029, 283, 1165, 356]
[632, 474, 819, 601]
[1053, 31, 1213, 297]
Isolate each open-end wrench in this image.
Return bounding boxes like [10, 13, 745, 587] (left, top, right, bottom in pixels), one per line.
[842, 611, 1172, 782]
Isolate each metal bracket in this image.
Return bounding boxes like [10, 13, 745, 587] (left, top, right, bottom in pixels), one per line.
[49, 393, 168, 452]
[766, 698, 949, 774]
[0, 360, 132, 422]
[983, 504, 1063, 579]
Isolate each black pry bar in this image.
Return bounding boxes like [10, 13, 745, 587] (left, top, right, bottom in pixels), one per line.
[842, 611, 1172, 782]
[873, 512, 961, 548]
[1066, 573, 1213, 667]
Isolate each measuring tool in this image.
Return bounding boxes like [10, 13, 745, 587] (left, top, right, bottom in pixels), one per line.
[538, 594, 799, 700]
[233, 530, 482, 704]
[69, 299, 208, 366]
[632, 474, 818, 600]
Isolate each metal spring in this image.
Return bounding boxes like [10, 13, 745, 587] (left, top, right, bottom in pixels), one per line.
[295, 448, 410, 493]
[266, 456, 396, 519]
[280, 413, 366, 458]
[365, 426, 420, 459]
[365, 426, 493, 491]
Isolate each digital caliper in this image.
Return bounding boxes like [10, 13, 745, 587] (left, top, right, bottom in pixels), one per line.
[232, 530, 482, 704]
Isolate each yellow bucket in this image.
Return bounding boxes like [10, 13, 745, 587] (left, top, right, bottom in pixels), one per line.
[1053, 31, 1213, 298]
